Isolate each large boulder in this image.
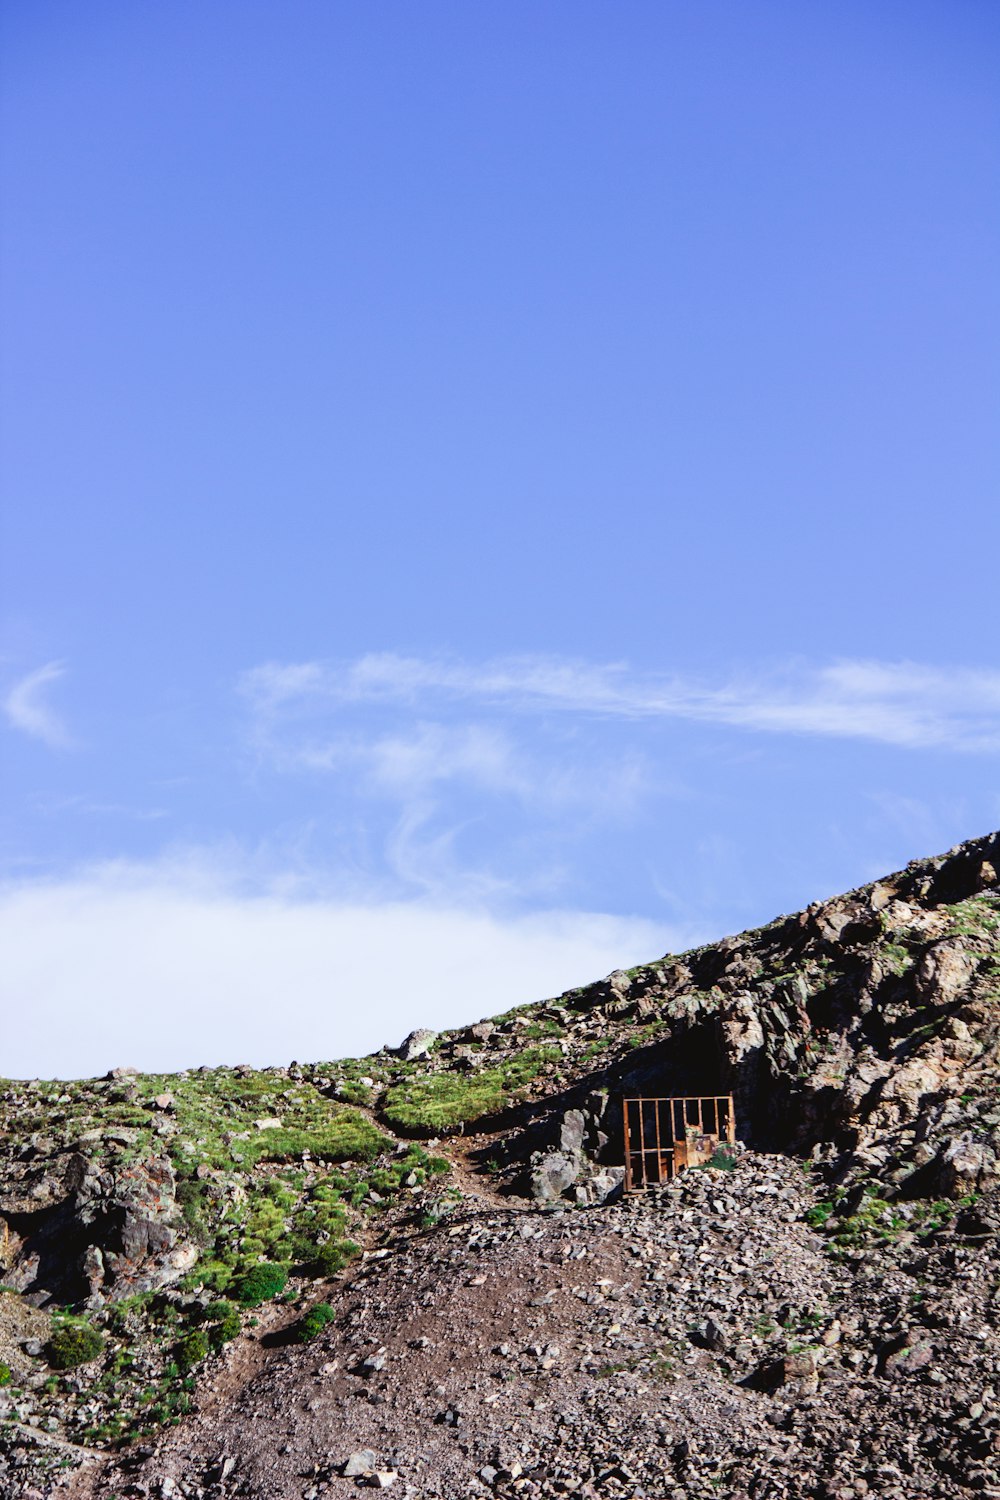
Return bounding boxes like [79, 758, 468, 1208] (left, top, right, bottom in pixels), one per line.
[933, 1133, 1000, 1197]
[395, 1029, 437, 1061]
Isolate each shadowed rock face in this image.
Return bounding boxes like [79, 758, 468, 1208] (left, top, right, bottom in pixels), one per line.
[1, 1152, 193, 1307]
[505, 831, 1000, 1207]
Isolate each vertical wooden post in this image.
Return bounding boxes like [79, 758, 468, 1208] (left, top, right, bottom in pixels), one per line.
[652, 1094, 664, 1182]
[637, 1098, 647, 1188]
[623, 1098, 633, 1192]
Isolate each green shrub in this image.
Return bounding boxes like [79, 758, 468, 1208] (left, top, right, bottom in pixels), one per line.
[0, 1363, 11, 1386]
[186, 1257, 233, 1293]
[48, 1321, 105, 1369]
[175, 1177, 217, 1244]
[805, 1201, 834, 1228]
[196, 1296, 235, 1325]
[175, 1329, 209, 1372]
[311, 1238, 359, 1277]
[231, 1263, 288, 1306]
[200, 1298, 241, 1349]
[293, 1303, 335, 1342]
[707, 1146, 737, 1171]
[209, 1310, 241, 1350]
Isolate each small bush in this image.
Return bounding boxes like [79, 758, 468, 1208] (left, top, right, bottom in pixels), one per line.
[201, 1299, 241, 1349]
[48, 1321, 105, 1370]
[707, 1146, 737, 1171]
[311, 1238, 359, 1277]
[805, 1201, 834, 1228]
[185, 1257, 233, 1293]
[231, 1263, 288, 1306]
[293, 1302, 335, 1342]
[0, 1363, 11, 1386]
[209, 1310, 241, 1350]
[175, 1329, 209, 1372]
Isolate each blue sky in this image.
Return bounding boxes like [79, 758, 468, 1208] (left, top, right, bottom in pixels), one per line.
[1, 1, 998, 1077]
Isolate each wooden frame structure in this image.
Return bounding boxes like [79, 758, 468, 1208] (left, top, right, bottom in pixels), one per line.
[623, 1094, 735, 1191]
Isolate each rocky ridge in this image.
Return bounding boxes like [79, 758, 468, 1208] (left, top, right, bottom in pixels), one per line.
[1, 830, 1000, 1497]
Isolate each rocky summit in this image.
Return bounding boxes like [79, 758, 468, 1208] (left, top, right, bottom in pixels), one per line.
[3, 834, 1000, 1499]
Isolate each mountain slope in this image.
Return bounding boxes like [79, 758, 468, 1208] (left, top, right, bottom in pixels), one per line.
[3, 831, 1000, 1498]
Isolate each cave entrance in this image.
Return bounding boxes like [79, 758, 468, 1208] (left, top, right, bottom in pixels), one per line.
[623, 1094, 735, 1191]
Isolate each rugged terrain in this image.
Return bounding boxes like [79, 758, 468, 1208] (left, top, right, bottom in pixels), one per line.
[3, 831, 1000, 1498]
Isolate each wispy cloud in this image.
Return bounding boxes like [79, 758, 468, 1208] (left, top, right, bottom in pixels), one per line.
[3, 662, 72, 748]
[280, 722, 527, 796]
[29, 793, 169, 823]
[260, 718, 646, 810]
[241, 652, 1000, 753]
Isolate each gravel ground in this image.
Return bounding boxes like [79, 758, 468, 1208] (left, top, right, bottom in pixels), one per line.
[64, 1150, 1000, 1500]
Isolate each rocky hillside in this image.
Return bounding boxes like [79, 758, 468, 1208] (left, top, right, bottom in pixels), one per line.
[2, 831, 1000, 1498]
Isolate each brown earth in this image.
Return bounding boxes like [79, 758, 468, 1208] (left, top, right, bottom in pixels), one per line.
[67, 1151, 1000, 1500]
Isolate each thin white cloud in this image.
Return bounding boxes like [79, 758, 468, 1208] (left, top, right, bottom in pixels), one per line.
[3, 662, 72, 748]
[0, 855, 686, 1079]
[29, 794, 169, 822]
[284, 723, 527, 796]
[240, 652, 1000, 753]
[250, 713, 650, 821]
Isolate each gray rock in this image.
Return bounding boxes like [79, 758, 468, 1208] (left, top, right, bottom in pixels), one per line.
[343, 1450, 378, 1477]
[935, 1133, 1000, 1196]
[559, 1109, 586, 1156]
[531, 1151, 579, 1205]
[395, 1029, 437, 1061]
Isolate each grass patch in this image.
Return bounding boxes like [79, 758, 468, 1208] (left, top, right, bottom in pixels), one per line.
[383, 1073, 506, 1133]
[805, 1201, 835, 1228]
[382, 1048, 561, 1134]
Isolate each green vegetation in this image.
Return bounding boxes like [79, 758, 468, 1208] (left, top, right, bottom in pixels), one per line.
[706, 1145, 737, 1171]
[0, 1362, 11, 1386]
[807, 1186, 981, 1254]
[827, 1192, 905, 1248]
[311, 1237, 360, 1276]
[382, 1047, 562, 1134]
[384, 1072, 506, 1132]
[944, 895, 1000, 939]
[48, 1319, 105, 1369]
[805, 1201, 835, 1228]
[202, 1300, 241, 1349]
[580, 1039, 612, 1064]
[882, 941, 914, 977]
[293, 1302, 335, 1342]
[522, 1019, 565, 1040]
[231, 1263, 288, 1306]
[174, 1329, 209, 1372]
